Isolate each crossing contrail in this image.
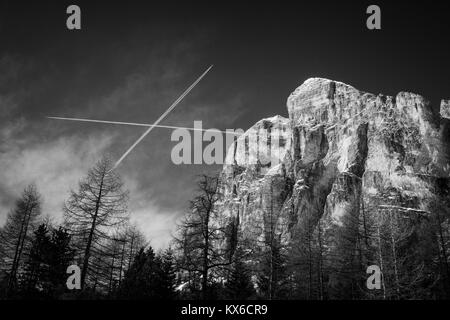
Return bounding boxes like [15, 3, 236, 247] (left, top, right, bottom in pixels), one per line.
[49, 66, 215, 171]
[46, 116, 242, 136]
[48, 65, 214, 171]
[108, 65, 213, 170]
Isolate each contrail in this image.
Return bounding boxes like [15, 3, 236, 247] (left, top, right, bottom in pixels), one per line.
[47, 116, 242, 136]
[111, 65, 213, 170]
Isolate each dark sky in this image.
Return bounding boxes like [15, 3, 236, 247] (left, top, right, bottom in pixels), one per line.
[1, 0, 449, 248]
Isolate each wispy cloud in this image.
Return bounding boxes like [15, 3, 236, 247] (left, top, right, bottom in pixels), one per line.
[0, 120, 116, 225]
[0, 35, 248, 249]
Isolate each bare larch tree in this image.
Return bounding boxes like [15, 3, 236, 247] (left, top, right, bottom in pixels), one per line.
[63, 157, 129, 290]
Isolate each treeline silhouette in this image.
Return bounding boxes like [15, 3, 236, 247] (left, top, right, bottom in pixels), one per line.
[170, 174, 450, 300]
[0, 158, 148, 299]
[1, 157, 449, 300]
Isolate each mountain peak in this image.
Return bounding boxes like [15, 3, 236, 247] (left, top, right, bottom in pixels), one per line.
[217, 78, 450, 298]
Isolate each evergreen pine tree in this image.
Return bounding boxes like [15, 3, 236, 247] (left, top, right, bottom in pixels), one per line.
[156, 248, 177, 299]
[46, 227, 75, 297]
[225, 248, 255, 300]
[20, 224, 51, 298]
[19, 225, 75, 298]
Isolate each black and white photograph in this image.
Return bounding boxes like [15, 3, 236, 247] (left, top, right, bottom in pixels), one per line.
[0, 0, 450, 311]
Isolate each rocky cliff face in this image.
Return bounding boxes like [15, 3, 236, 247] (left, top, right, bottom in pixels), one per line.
[217, 78, 450, 298]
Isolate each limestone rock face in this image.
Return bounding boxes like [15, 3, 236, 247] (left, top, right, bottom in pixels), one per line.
[223, 115, 291, 171]
[219, 116, 293, 244]
[217, 78, 450, 279]
[441, 99, 450, 119]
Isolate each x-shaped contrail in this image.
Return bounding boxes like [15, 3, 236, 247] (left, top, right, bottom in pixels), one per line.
[48, 65, 215, 170]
